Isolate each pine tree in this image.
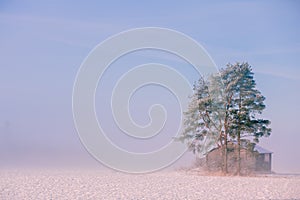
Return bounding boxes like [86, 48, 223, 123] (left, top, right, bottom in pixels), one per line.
[179, 76, 224, 158]
[224, 62, 271, 175]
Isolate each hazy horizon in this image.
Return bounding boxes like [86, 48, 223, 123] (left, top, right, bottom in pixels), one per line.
[1, 1, 300, 173]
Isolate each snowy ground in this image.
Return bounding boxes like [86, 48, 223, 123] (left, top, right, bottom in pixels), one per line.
[0, 169, 299, 199]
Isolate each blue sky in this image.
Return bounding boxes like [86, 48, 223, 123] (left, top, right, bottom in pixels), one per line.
[0, 0, 300, 172]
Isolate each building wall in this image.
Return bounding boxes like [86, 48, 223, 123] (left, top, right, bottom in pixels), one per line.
[255, 153, 272, 172]
[204, 144, 273, 174]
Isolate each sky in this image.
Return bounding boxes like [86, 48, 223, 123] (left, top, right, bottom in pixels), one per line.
[0, 0, 300, 173]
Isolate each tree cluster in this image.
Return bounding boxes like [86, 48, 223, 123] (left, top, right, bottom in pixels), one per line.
[179, 62, 271, 174]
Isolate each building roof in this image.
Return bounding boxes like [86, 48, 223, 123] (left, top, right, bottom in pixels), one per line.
[254, 145, 273, 154]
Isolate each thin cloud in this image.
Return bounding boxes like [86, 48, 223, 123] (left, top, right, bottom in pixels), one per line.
[0, 13, 131, 48]
[255, 67, 300, 81]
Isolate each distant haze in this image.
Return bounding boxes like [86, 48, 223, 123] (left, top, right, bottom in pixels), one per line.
[0, 1, 299, 173]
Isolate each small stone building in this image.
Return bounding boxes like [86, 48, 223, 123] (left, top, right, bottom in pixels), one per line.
[202, 143, 272, 174]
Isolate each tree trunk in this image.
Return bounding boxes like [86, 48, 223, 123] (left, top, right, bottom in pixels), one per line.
[224, 106, 229, 174]
[224, 133, 228, 174]
[237, 130, 241, 175]
[237, 94, 242, 176]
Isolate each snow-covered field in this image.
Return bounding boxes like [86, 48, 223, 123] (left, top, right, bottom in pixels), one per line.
[0, 169, 299, 199]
